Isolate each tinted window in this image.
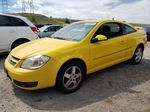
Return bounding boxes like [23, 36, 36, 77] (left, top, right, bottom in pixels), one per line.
[9, 17, 28, 26]
[48, 26, 56, 31]
[0, 15, 28, 27]
[55, 26, 63, 31]
[95, 23, 122, 38]
[123, 24, 136, 34]
[0, 15, 12, 26]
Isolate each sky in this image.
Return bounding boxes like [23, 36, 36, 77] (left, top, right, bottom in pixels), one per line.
[0, 0, 150, 24]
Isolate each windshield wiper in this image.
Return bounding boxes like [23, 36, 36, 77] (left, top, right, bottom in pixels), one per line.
[53, 37, 67, 40]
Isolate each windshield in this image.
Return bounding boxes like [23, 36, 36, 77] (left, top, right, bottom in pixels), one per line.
[51, 22, 97, 41]
[39, 25, 49, 32]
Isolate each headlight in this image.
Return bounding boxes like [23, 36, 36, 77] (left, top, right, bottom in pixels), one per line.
[21, 55, 50, 69]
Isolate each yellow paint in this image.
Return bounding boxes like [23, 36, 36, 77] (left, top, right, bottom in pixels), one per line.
[4, 20, 147, 90]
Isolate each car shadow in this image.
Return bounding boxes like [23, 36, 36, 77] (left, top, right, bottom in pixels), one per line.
[12, 58, 150, 111]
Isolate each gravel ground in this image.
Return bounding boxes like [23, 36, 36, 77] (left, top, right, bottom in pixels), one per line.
[0, 43, 150, 112]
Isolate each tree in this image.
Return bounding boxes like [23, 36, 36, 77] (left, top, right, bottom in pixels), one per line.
[65, 18, 71, 24]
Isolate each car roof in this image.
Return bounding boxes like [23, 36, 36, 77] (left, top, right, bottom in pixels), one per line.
[0, 13, 35, 27]
[78, 20, 127, 24]
[77, 20, 135, 28]
[0, 13, 26, 19]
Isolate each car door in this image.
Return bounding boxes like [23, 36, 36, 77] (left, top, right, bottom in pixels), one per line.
[89, 22, 128, 72]
[0, 15, 17, 52]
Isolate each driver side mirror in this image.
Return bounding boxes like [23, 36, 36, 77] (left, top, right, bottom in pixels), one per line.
[91, 35, 108, 43]
[44, 29, 48, 32]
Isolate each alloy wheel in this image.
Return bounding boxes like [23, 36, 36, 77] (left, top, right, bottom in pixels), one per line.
[63, 66, 82, 90]
[135, 48, 143, 63]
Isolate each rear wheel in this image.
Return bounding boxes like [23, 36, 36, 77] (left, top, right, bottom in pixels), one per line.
[56, 62, 85, 93]
[130, 46, 144, 64]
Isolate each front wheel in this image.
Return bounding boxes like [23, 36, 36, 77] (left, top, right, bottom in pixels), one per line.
[130, 46, 144, 64]
[11, 40, 29, 50]
[56, 62, 85, 93]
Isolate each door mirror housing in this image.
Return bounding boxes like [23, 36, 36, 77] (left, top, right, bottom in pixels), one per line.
[44, 29, 48, 32]
[91, 35, 108, 43]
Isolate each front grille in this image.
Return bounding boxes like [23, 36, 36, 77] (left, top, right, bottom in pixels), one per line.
[8, 55, 20, 66]
[8, 59, 16, 66]
[11, 55, 20, 61]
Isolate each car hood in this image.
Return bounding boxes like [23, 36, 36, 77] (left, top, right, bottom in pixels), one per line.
[11, 38, 78, 59]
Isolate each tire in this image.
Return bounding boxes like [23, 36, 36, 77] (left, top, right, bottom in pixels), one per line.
[56, 61, 85, 93]
[130, 46, 144, 64]
[11, 40, 29, 50]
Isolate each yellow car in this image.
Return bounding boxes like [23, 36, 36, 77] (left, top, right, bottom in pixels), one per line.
[4, 20, 147, 93]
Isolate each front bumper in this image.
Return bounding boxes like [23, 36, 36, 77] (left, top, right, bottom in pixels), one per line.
[4, 56, 61, 90]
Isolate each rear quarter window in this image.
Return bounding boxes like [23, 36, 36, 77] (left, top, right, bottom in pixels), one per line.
[0, 15, 28, 27]
[123, 24, 136, 34]
[9, 16, 28, 26]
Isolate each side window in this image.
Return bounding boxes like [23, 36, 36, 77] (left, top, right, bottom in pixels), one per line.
[55, 26, 61, 31]
[9, 17, 28, 26]
[48, 26, 56, 31]
[95, 23, 122, 39]
[123, 24, 136, 34]
[0, 15, 12, 26]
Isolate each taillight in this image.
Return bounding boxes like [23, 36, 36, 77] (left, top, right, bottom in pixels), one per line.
[30, 27, 38, 33]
